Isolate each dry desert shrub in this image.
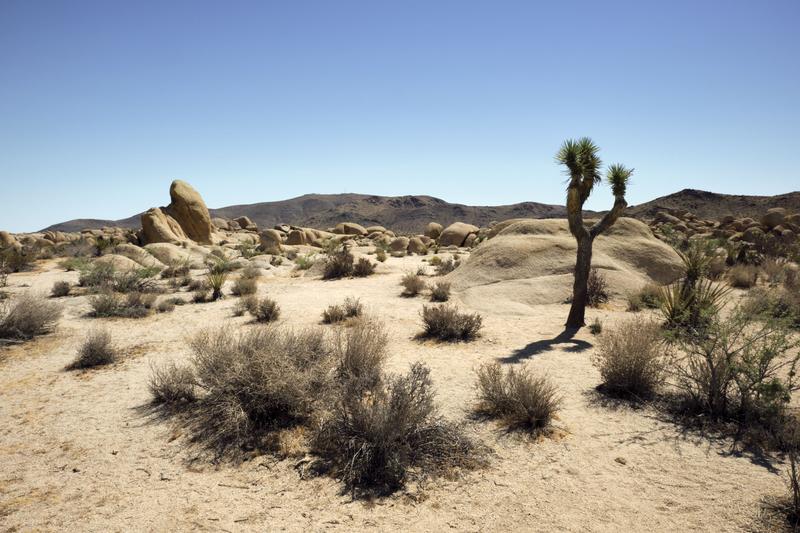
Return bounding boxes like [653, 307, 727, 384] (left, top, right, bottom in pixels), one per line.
[435, 257, 459, 275]
[230, 276, 257, 296]
[323, 245, 354, 279]
[51, 281, 71, 298]
[313, 361, 482, 495]
[626, 282, 662, 312]
[429, 281, 451, 302]
[400, 272, 426, 297]
[420, 304, 482, 341]
[160, 261, 190, 279]
[250, 296, 280, 322]
[148, 361, 196, 404]
[728, 264, 759, 288]
[586, 267, 610, 306]
[475, 362, 561, 434]
[332, 318, 387, 392]
[353, 257, 376, 277]
[66, 329, 118, 370]
[0, 293, 62, 343]
[593, 317, 667, 400]
[232, 295, 258, 317]
[89, 290, 155, 318]
[322, 297, 363, 324]
[588, 317, 603, 335]
[375, 249, 387, 262]
[186, 326, 334, 451]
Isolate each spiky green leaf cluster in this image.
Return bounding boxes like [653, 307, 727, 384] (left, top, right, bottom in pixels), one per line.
[607, 163, 633, 197]
[556, 138, 633, 199]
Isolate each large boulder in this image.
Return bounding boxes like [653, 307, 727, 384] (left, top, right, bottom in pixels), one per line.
[447, 218, 684, 315]
[425, 222, 443, 239]
[164, 180, 215, 244]
[211, 217, 230, 230]
[334, 222, 368, 236]
[761, 208, 787, 229]
[286, 229, 307, 245]
[141, 207, 187, 244]
[144, 242, 204, 267]
[0, 231, 17, 248]
[407, 236, 428, 254]
[114, 243, 165, 268]
[259, 229, 283, 255]
[439, 222, 479, 247]
[389, 236, 410, 252]
[94, 254, 142, 271]
[234, 216, 258, 232]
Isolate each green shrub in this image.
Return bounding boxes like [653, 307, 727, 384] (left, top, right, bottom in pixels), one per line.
[659, 279, 730, 333]
[59, 257, 91, 272]
[0, 247, 34, 273]
[88, 291, 154, 318]
[475, 363, 561, 434]
[295, 253, 317, 270]
[588, 318, 603, 335]
[420, 304, 482, 341]
[78, 263, 116, 289]
[322, 297, 363, 324]
[205, 270, 228, 301]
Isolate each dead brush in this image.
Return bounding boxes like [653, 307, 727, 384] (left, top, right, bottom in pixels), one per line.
[586, 267, 610, 306]
[148, 360, 197, 404]
[429, 281, 451, 302]
[728, 264, 759, 288]
[475, 362, 561, 434]
[0, 293, 62, 344]
[400, 272, 426, 297]
[182, 326, 334, 454]
[593, 316, 667, 400]
[322, 297, 363, 324]
[313, 362, 483, 495]
[66, 328, 118, 370]
[250, 297, 281, 322]
[420, 304, 482, 341]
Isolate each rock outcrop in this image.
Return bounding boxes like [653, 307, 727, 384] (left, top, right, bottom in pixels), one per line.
[139, 180, 216, 245]
[439, 222, 479, 247]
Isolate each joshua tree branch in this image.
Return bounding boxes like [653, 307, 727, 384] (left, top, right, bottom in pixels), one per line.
[590, 195, 627, 239]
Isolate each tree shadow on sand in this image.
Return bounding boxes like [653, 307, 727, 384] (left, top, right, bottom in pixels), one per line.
[500, 327, 592, 363]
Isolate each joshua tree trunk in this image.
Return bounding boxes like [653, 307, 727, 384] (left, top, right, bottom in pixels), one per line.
[565, 193, 627, 328]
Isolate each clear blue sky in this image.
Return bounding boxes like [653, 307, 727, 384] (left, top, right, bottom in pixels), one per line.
[1, 0, 798, 232]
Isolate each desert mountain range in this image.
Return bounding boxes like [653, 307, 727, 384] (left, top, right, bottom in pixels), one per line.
[43, 188, 800, 234]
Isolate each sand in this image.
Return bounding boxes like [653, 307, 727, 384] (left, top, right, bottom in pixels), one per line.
[0, 251, 785, 532]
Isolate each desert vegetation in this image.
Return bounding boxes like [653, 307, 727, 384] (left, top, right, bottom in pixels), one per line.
[420, 304, 483, 341]
[66, 329, 118, 370]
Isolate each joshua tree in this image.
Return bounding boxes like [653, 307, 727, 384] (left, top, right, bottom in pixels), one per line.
[557, 138, 633, 328]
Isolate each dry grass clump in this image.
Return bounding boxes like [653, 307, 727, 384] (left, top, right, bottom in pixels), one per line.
[429, 281, 451, 302]
[313, 361, 482, 495]
[51, 281, 71, 298]
[332, 319, 388, 391]
[156, 296, 185, 313]
[250, 297, 281, 322]
[586, 267, 610, 307]
[89, 291, 156, 318]
[322, 297, 364, 324]
[593, 317, 666, 400]
[627, 282, 662, 312]
[353, 257, 376, 277]
[239, 265, 261, 280]
[475, 362, 561, 434]
[420, 304, 482, 341]
[435, 257, 459, 275]
[323, 245, 354, 279]
[160, 261, 190, 279]
[148, 361, 196, 404]
[375, 249, 387, 262]
[232, 295, 259, 317]
[186, 326, 333, 452]
[588, 318, 602, 335]
[728, 264, 759, 288]
[400, 272, 426, 297]
[0, 293, 62, 343]
[230, 276, 257, 296]
[66, 329, 118, 370]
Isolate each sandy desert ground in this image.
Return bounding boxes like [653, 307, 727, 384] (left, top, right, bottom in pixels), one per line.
[0, 246, 787, 533]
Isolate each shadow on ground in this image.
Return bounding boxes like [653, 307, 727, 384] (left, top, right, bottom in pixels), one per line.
[500, 327, 592, 363]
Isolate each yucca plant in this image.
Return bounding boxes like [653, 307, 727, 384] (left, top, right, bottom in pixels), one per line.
[659, 278, 731, 333]
[205, 270, 228, 301]
[556, 138, 633, 327]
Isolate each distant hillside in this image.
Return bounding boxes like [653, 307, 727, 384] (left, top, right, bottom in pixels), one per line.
[626, 189, 800, 220]
[43, 193, 583, 234]
[41, 189, 800, 234]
